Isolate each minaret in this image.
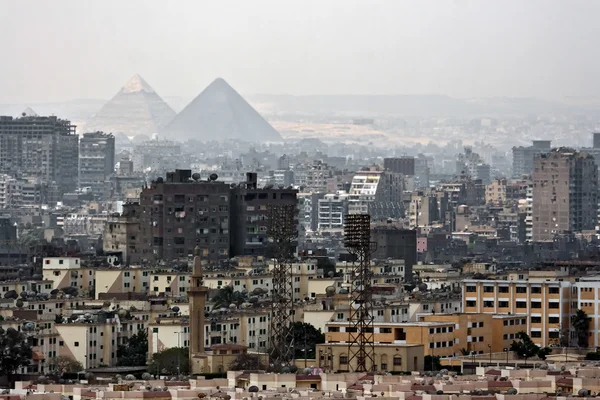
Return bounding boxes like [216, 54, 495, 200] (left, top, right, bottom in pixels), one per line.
[188, 246, 208, 372]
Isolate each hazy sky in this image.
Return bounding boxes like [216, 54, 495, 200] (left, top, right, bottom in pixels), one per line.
[1, 0, 599, 103]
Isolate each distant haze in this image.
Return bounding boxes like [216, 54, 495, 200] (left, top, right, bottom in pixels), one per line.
[1, 0, 600, 103]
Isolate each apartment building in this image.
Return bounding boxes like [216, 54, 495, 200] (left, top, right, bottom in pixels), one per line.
[574, 276, 600, 347]
[317, 192, 349, 230]
[512, 140, 551, 178]
[0, 115, 79, 199]
[462, 279, 574, 347]
[418, 313, 526, 354]
[103, 201, 142, 264]
[229, 172, 298, 257]
[324, 320, 453, 358]
[42, 257, 95, 293]
[139, 169, 231, 261]
[79, 132, 115, 198]
[532, 148, 598, 241]
[95, 267, 152, 299]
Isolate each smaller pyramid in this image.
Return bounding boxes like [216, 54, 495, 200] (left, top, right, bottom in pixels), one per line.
[164, 78, 282, 142]
[21, 107, 38, 117]
[85, 74, 176, 136]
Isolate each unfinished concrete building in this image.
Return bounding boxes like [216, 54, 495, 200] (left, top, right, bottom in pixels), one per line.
[79, 131, 115, 198]
[0, 115, 79, 199]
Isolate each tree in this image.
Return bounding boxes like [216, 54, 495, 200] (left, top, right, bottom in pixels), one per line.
[424, 355, 441, 371]
[292, 322, 325, 359]
[510, 331, 543, 363]
[211, 286, 247, 308]
[537, 347, 551, 360]
[48, 356, 83, 377]
[0, 327, 32, 387]
[572, 309, 591, 348]
[148, 347, 189, 376]
[117, 330, 148, 366]
[229, 353, 266, 371]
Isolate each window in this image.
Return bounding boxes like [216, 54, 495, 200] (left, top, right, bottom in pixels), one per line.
[531, 331, 542, 338]
[549, 287, 559, 294]
[483, 301, 494, 308]
[531, 302, 541, 309]
[516, 287, 527, 293]
[549, 302, 559, 309]
[483, 286, 494, 293]
[466, 300, 476, 307]
[393, 357, 402, 366]
[531, 316, 542, 323]
[74, 342, 79, 347]
[516, 301, 527, 308]
[531, 287, 541, 294]
[549, 317, 560, 324]
[498, 301, 509, 308]
[498, 286, 509, 293]
[339, 355, 348, 365]
[465, 286, 476, 292]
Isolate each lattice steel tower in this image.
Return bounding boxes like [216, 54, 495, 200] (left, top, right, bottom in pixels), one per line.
[267, 203, 297, 369]
[344, 213, 376, 372]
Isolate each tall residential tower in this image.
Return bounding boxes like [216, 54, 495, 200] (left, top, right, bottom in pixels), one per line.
[532, 148, 598, 241]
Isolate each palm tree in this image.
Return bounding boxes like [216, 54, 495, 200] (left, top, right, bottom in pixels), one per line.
[210, 286, 247, 308]
[572, 309, 591, 348]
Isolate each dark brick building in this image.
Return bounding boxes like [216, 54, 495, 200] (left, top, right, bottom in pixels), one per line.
[111, 170, 298, 263]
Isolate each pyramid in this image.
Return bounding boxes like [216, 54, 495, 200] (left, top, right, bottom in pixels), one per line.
[22, 107, 38, 117]
[85, 74, 176, 136]
[163, 78, 282, 142]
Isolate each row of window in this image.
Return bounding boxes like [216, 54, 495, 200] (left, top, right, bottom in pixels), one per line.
[466, 300, 560, 309]
[466, 285, 560, 294]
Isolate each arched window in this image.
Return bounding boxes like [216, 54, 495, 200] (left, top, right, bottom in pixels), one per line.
[393, 354, 402, 368]
[380, 354, 389, 371]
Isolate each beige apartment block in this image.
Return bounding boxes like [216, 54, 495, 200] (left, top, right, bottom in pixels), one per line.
[462, 279, 573, 347]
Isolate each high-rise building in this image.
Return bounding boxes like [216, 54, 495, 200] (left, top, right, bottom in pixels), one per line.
[348, 168, 405, 220]
[0, 115, 79, 198]
[79, 132, 115, 198]
[138, 169, 231, 262]
[532, 148, 598, 241]
[230, 172, 298, 257]
[512, 140, 551, 177]
[593, 133, 600, 149]
[317, 192, 350, 230]
[371, 223, 416, 281]
[384, 157, 415, 175]
[121, 170, 298, 263]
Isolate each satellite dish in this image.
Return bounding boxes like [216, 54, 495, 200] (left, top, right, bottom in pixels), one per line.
[209, 173, 218, 181]
[192, 173, 201, 181]
[325, 286, 336, 297]
[156, 177, 164, 183]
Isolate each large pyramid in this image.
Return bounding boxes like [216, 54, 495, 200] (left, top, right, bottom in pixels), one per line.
[85, 74, 176, 136]
[163, 78, 282, 142]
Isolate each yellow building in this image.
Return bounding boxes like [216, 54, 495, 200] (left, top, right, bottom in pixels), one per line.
[418, 313, 527, 353]
[316, 342, 423, 373]
[462, 278, 573, 347]
[42, 257, 95, 294]
[148, 271, 189, 297]
[575, 276, 600, 347]
[95, 268, 152, 299]
[325, 321, 456, 358]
